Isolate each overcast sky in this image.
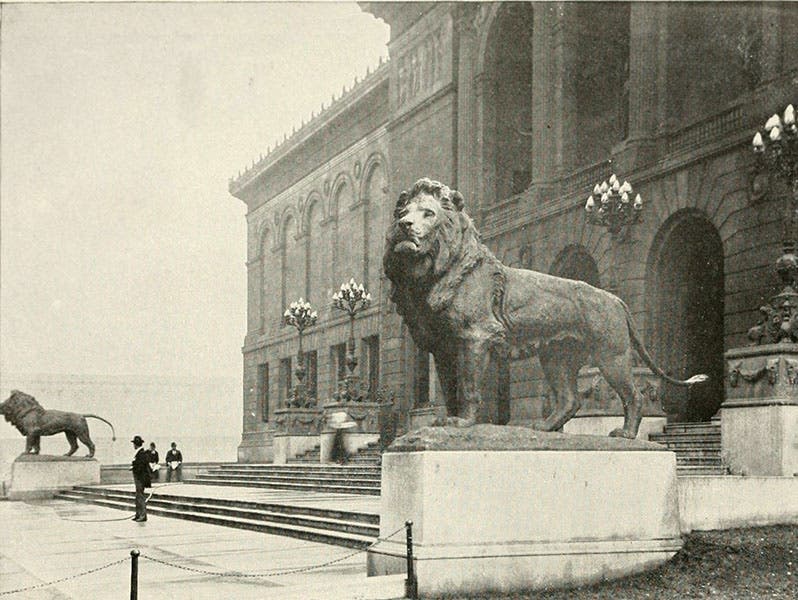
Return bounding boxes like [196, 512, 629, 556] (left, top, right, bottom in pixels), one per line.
[0, 2, 390, 380]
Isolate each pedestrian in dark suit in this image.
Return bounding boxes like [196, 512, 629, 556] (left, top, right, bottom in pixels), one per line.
[131, 435, 151, 522]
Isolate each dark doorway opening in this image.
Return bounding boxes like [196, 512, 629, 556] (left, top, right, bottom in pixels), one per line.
[647, 211, 725, 422]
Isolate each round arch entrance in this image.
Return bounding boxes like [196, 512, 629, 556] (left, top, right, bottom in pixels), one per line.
[550, 245, 600, 287]
[647, 210, 725, 422]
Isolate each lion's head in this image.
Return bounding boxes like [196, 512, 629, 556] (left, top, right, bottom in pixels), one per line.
[383, 178, 480, 286]
[1, 390, 44, 434]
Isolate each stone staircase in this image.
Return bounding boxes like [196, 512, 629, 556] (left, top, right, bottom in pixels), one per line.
[184, 464, 382, 495]
[56, 486, 378, 549]
[287, 441, 382, 465]
[649, 419, 727, 476]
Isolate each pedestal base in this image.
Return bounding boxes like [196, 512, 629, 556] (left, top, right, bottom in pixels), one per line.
[367, 425, 682, 595]
[9, 454, 100, 500]
[721, 404, 798, 476]
[563, 415, 667, 440]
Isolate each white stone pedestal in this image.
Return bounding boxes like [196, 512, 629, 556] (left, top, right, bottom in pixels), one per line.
[723, 345, 798, 476]
[272, 407, 323, 464]
[367, 425, 682, 595]
[9, 454, 100, 500]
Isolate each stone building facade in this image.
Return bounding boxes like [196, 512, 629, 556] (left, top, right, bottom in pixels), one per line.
[230, 2, 798, 461]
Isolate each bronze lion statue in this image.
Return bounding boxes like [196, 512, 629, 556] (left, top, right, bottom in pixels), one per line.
[383, 178, 707, 439]
[1, 390, 116, 457]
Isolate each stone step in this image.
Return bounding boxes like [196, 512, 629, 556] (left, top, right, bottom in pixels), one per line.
[214, 465, 381, 476]
[675, 456, 723, 465]
[651, 431, 720, 441]
[676, 465, 729, 476]
[57, 488, 376, 548]
[191, 471, 381, 485]
[662, 421, 721, 435]
[184, 476, 380, 496]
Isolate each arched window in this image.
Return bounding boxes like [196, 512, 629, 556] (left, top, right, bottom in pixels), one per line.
[305, 197, 327, 305]
[482, 3, 535, 202]
[333, 180, 363, 287]
[363, 162, 388, 295]
[282, 215, 304, 309]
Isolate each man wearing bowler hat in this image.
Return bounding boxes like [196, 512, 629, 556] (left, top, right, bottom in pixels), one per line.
[131, 435, 151, 522]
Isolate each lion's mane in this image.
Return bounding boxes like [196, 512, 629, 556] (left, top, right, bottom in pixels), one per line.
[383, 178, 504, 337]
[2, 390, 45, 436]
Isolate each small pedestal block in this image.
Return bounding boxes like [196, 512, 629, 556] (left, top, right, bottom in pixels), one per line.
[722, 344, 798, 476]
[564, 367, 666, 439]
[9, 454, 100, 500]
[273, 407, 323, 464]
[367, 425, 682, 595]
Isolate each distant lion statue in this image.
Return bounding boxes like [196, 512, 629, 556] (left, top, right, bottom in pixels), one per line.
[1, 390, 116, 457]
[383, 178, 707, 439]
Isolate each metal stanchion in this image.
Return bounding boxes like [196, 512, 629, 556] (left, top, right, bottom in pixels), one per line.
[404, 520, 418, 600]
[130, 549, 140, 600]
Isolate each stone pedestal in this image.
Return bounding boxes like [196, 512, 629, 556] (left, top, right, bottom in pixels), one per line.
[722, 345, 798, 476]
[320, 402, 386, 462]
[367, 425, 682, 595]
[563, 367, 666, 439]
[273, 407, 323, 464]
[9, 454, 100, 500]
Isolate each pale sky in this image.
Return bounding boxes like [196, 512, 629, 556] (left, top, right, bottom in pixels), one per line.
[0, 2, 390, 380]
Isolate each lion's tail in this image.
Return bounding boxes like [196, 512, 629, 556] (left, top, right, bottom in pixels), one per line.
[84, 415, 116, 441]
[622, 302, 709, 387]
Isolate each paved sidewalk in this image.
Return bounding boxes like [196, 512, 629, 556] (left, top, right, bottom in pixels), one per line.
[98, 481, 382, 514]
[0, 499, 403, 600]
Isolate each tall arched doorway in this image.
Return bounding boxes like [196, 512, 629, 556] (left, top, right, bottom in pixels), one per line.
[647, 210, 725, 422]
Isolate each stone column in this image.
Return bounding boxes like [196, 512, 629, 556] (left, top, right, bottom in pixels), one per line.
[613, 2, 667, 172]
[530, 4, 556, 183]
[455, 3, 480, 210]
[550, 2, 579, 175]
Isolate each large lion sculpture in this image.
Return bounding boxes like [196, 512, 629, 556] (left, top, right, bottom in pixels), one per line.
[383, 178, 707, 439]
[1, 390, 116, 457]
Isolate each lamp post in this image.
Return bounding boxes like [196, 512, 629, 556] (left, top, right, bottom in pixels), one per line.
[283, 298, 318, 407]
[585, 172, 644, 292]
[332, 278, 372, 401]
[749, 103, 798, 344]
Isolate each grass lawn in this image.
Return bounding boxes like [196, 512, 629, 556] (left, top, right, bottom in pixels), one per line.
[432, 525, 796, 599]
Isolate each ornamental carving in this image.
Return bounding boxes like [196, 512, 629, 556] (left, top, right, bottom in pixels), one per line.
[397, 27, 446, 108]
[728, 358, 779, 387]
[274, 408, 323, 436]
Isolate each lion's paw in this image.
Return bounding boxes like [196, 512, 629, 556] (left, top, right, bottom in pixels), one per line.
[608, 427, 637, 439]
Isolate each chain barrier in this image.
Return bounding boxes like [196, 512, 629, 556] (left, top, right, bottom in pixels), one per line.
[0, 521, 409, 594]
[0, 557, 127, 596]
[140, 523, 407, 579]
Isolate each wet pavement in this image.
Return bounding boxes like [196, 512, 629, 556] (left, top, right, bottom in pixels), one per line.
[0, 497, 403, 599]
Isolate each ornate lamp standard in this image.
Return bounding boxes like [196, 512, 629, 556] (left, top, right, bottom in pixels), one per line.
[749, 103, 798, 343]
[332, 278, 372, 402]
[584, 173, 644, 292]
[283, 298, 318, 407]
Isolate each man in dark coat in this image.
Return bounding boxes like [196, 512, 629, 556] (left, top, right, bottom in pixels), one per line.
[131, 435, 151, 522]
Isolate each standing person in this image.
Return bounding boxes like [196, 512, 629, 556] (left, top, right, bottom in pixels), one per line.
[165, 441, 183, 482]
[131, 435, 151, 522]
[147, 442, 160, 481]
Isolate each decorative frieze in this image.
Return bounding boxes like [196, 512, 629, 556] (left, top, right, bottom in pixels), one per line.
[273, 407, 324, 436]
[391, 13, 453, 117]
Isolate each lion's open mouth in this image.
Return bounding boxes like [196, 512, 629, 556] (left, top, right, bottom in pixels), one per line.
[393, 239, 419, 253]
